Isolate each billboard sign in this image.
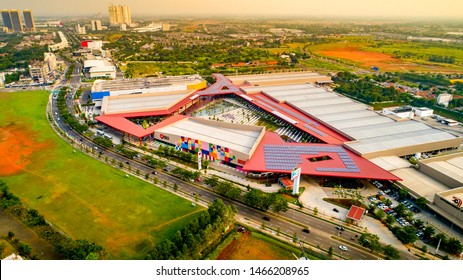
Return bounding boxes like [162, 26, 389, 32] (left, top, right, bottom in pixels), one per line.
[291, 167, 301, 180]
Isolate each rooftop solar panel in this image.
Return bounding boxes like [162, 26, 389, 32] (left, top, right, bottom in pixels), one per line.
[264, 144, 360, 173]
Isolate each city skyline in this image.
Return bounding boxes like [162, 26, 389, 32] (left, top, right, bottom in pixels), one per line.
[0, 0, 462, 19]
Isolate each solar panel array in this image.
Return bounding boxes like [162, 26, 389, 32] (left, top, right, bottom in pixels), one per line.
[303, 124, 327, 137]
[255, 100, 278, 111]
[264, 144, 360, 173]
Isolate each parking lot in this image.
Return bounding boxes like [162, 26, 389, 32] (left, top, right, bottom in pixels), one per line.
[368, 180, 430, 242]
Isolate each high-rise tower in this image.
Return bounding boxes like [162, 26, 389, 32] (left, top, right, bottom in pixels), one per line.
[23, 9, 35, 32]
[9, 10, 23, 32]
[1, 10, 13, 31]
[108, 4, 131, 26]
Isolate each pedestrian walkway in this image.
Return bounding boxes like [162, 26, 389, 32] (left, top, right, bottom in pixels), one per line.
[208, 169, 281, 193]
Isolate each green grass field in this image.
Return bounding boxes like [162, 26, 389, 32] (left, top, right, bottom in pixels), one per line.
[0, 91, 204, 259]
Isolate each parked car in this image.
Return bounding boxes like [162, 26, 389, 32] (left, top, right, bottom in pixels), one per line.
[262, 216, 270, 221]
[339, 245, 348, 251]
[333, 208, 339, 213]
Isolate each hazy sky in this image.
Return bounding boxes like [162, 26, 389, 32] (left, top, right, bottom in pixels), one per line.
[0, 0, 462, 18]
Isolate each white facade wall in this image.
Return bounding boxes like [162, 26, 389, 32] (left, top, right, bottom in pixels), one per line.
[109, 84, 187, 96]
[414, 108, 434, 118]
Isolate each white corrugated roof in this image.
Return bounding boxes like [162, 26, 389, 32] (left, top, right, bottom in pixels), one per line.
[256, 83, 459, 156]
[157, 119, 263, 155]
[369, 156, 411, 171]
[102, 91, 192, 114]
[392, 168, 449, 201]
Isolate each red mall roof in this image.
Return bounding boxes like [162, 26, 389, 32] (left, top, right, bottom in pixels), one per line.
[346, 205, 366, 221]
[244, 92, 349, 144]
[95, 114, 187, 138]
[94, 74, 399, 182]
[243, 132, 400, 181]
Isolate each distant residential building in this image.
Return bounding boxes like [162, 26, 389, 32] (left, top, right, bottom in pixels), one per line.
[120, 23, 127, 31]
[23, 9, 35, 32]
[162, 22, 170, 31]
[0, 72, 5, 87]
[108, 4, 131, 26]
[76, 23, 86, 35]
[9, 10, 23, 32]
[49, 31, 69, 51]
[437, 93, 453, 107]
[46, 21, 63, 27]
[83, 59, 116, 79]
[28, 60, 48, 83]
[382, 106, 414, 119]
[81, 40, 103, 50]
[28, 52, 58, 83]
[91, 20, 102, 31]
[44, 52, 58, 72]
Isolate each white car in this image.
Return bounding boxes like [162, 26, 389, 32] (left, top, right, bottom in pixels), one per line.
[339, 245, 348, 251]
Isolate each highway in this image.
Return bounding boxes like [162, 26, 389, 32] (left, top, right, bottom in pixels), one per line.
[47, 62, 417, 260]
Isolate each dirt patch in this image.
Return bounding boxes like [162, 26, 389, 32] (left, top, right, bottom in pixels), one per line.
[0, 123, 52, 176]
[319, 47, 403, 70]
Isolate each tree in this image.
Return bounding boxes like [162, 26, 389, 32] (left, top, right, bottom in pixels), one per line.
[7, 231, 15, 239]
[415, 197, 428, 209]
[314, 207, 318, 215]
[18, 242, 32, 256]
[174, 183, 179, 192]
[328, 246, 333, 257]
[445, 238, 462, 255]
[276, 227, 280, 236]
[204, 176, 219, 187]
[423, 226, 435, 240]
[145, 173, 149, 180]
[244, 189, 263, 209]
[394, 204, 408, 217]
[272, 197, 289, 213]
[153, 177, 159, 184]
[163, 180, 167, 188]
[385, 215, 395, 226]
[376, 209, 386, 221]
[203, 159, 210, 170]
[383, 245, 400, 260]
[398, 188, 409, 199]
[0, 242, 6, 258]
[414, 219, 424, 229]
[136, 169, 140, 176]
[359, 233, 381, 253]
[421, 245, 428, 253]
[394, 226, 418, 244]
[261, 222, 266, 230]
[292, 232, 298, 243]
[119, 162, 124, 169]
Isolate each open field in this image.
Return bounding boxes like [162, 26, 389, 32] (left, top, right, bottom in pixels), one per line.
[216, 230, 308, 260]
[0, 91, 203, 259]
[309, 37, 463, 73]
